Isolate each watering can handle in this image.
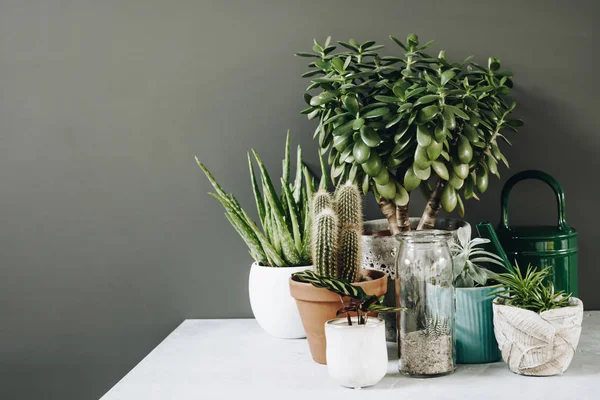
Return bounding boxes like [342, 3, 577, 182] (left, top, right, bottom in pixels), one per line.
[500, 170, 570, 232]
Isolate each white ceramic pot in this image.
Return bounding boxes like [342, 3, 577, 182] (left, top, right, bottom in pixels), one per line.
[325, 317, 388, 389]
[492, 297, 583, 376]
[248, 262, 311, 339]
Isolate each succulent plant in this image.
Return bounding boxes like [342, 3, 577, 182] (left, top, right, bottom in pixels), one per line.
[335, 183, 363, 282]
[296, 34, 523, 234]
[421, 314, 450, 338]
[311, 182, 363, 281]
[312, 207, 338, 277]
[197, 132, 320, 267]
[448, 225, 506, 287]
[494, 263, 574, 313]
[291, 270, 403, 325]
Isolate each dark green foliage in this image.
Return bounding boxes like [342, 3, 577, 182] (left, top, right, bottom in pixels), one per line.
[297, 34, 523, 216]
[493, 263, 573, 313]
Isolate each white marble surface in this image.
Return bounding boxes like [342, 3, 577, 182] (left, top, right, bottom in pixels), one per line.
[101, 313, 600, 400]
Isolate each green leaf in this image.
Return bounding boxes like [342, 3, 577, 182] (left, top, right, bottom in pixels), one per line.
[353, 139, 371, 164]
[443, 106, 456, 130]
[332, 120, 354, 137]
[295, 52, 320, 58]
[318, 151, 329, 190]
[248, 153, 266, 227]
[389, 35, 408, 51]
[440, 70, 456, 86]
[363, 107, 390, 119]
[505, 119, 524, 127]
[331, 57, 344, 72]
[413, 165, 431, 180]
[282, 131, 291, 183]
[280, 178, 302, 254]
[414, 94, 439, 107]
[446, 104, 470, 120]
[338, 41, 360, 52]
[360, 126, 382, 147]
[386, 113, 402, 129]
[488, 57, 500, 71]
[352, 118, 365, 130]
[342, 95, 359, 114]
[417, 124, 432, 146]
[310, 91, 337, 106]
[417, 104, 439, 123]
[431, 161, 449, 180]
[404, 167, 421, 191]
[374, 95, 399, 104]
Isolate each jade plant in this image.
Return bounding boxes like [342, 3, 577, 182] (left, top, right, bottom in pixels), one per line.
[312, 182, 363, 282]
[292, 270, 402, 325]
[448, 226, 506, 287]
[197, 132, 321, 267]
[296, 34, 523, 234]
[493, 263, 573, 313]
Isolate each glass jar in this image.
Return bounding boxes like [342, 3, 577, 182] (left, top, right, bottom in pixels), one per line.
[395, 230, 456, 377]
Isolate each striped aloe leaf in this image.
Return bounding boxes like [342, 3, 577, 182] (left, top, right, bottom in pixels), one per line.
[248, 152, 266, 228]
[197, 134, 316, 267]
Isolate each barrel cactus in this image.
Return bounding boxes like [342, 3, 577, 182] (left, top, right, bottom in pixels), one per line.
[311, 182, 363, 282]
[297, 34, 523, 234]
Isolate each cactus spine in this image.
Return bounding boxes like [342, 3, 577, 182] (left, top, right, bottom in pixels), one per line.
[311, 183, 363, 282]
[335, 183, 363, 282]
[312, 208, 338, 277]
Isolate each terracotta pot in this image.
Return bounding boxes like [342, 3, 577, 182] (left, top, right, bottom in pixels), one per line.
[289, 269, 388, 364]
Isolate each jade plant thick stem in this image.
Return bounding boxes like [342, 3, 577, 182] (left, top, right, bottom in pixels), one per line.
[297, 34, 523, 232]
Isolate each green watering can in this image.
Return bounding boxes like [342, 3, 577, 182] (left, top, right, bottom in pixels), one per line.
[478, 170, 578, 296]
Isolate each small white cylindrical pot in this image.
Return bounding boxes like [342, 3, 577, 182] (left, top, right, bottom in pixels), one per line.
[325, 317, 388, 389]
[492, 297, 583, 376]
[248, 263, 311, 339]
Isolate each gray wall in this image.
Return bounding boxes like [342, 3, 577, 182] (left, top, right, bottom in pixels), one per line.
[0, 0, 597, 399]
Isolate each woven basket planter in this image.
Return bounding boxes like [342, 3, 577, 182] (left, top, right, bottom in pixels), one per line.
[492, 297, 583, 376]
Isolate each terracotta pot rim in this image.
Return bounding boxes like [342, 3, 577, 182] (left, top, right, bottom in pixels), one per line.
[289, 269, 387, 302]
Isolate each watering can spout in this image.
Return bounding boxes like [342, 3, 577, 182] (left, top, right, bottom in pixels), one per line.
[476, 221, 512, 271]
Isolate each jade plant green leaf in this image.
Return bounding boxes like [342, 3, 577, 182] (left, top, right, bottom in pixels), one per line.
[297, 33, 523, 234]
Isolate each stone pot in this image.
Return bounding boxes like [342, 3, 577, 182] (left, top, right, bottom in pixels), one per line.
[325, 317, 388, 389]
[456, 285, 501, 364]
[248, 262, 312, 339]
[289, 269, 387, 364]
[493, 297, 583, 376]
[362, 217, 470, 342]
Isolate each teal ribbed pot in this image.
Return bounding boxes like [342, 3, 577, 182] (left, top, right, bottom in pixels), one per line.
[456, 285, 501, 364]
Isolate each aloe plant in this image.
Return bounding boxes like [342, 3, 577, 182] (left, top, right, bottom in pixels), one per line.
[292, 270, 402, 325]
[297, 34, 523, 234]
[448, 226, 506, 287]
[196, 132, 320, 267]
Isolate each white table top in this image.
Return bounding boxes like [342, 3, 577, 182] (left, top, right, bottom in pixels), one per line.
[101, 313, 600, 400]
